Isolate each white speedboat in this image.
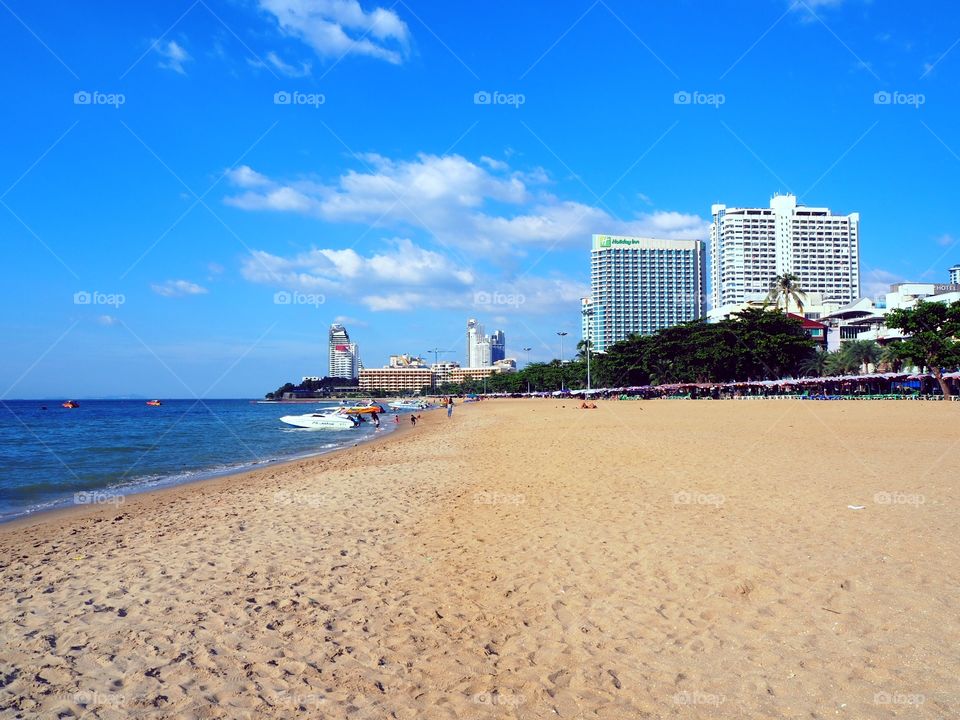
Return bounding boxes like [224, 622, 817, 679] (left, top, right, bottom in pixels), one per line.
[279, 408, 359, 430]
[388, 400, 430, 411]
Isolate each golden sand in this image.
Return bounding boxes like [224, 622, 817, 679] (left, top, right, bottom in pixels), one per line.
[1, 399, 958, 719]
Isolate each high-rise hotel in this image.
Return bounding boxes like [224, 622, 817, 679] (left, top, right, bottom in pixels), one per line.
[710, 194, 860, 314]
[583, 234, 706, 353]
[328, 323, 361, 379]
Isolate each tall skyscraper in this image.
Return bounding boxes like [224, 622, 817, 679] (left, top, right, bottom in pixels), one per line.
[490, 330, 506, 362]
[710, 194, 860, 311]
[950, 264, 960, 285]
[466, 319, 504, 367]
[584, 234, 706, 353]
[328, 323, 360, 379]
[466, 319, 484, 368]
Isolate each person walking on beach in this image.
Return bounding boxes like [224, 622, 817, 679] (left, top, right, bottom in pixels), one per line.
[447, 398, 453, 418]
[410, 414, 417, 426]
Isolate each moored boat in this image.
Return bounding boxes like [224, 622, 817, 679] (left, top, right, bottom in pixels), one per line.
[146, 400, 162, 407]
[279, 408, 360, 430]
[388, 400, 430, 411]
[343, 403, 386, 414]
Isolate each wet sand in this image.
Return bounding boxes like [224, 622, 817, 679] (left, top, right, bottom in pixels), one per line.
[1, 399, 958, 719]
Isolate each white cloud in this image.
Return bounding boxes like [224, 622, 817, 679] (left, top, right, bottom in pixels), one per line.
[861, 268, 903, 299]
[249, 51, 313, 77]
[224, 153, 709, 253]
[240, 239, 586, 315]
[258, 0, 411, 65]
[227, 165, 273, 189]
[333, 314, 367, 327]
[151, 280, 209, 298]
[154, 40, 192, 75]
[97, 315, 119, 326]
[935, 233, 956, 248]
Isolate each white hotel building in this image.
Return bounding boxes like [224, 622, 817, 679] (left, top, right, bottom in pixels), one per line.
[328, 323, 361, 379]
[710, 194, 860, 318]
[584, 234, 706, 353]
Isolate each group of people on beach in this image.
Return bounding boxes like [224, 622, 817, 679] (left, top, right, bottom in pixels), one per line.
[580, 401, 598, 409]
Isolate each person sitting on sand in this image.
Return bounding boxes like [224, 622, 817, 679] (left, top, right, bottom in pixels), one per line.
[580, 401, 589, 409]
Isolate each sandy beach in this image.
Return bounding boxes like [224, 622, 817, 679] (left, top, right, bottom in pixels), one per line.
[1, 399, 958, 719]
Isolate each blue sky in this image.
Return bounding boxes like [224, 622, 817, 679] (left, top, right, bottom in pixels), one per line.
[2, 0, 959, 397]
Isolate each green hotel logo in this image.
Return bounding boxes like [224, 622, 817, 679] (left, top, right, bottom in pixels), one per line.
[596, 235, 642, 248]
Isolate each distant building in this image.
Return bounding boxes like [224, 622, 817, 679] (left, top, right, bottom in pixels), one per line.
[490, 330, 506, 362]
[466, 319, 487, 368]
[359, 367, 433, 393]
[389, 354, 427, 368]
[711, 194, 860, 312]
[788, 313, 828, 351]
[466, 319, 502, 367]
[446, 365, 515, 385]
[585, 234, 706, 353]
[328, 324, 360, 379]
[950, 264, 960, 285]
[431, 361, 461, 386]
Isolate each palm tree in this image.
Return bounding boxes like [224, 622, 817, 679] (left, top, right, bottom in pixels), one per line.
[879, 343, 904, 372]
[575, 339, 592, 360]
[802, 349, 829, 377]
[824, 349, 859, 376]
[766, 273, 807, 317]
[843, 340, 881, 374]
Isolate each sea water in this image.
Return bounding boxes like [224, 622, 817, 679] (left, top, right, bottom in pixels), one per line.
[0, 399, 398, 522]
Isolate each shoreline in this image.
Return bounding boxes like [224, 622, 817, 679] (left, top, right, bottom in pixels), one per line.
[0, 406, 422, 534]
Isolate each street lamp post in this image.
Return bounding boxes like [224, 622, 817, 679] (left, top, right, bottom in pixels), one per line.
[581, 308, 594, 391]
[557, 332, 568, 392]
[522, 347, 532, 394]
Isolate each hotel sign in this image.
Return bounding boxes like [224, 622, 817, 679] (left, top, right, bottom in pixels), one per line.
[594, 234, 644, 249]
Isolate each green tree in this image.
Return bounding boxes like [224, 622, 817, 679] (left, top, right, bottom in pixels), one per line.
[802, 349, 829, 377]
[879, 342, 911, 373]
[766, 273, 807, 317]
[885, 300, 960, 397]
[824, 349, 858, 376]
[842, 340, 882, 374]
